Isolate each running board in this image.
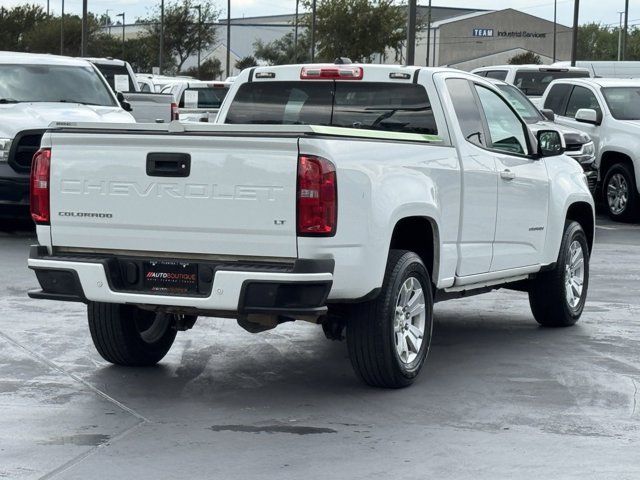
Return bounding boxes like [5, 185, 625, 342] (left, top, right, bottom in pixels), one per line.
[444, 274, 530, 293]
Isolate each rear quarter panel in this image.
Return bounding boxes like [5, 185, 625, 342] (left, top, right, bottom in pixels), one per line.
[297, 137, 461, 300]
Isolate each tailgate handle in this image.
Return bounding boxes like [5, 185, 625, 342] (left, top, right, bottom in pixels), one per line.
[146, 153, 191, 177]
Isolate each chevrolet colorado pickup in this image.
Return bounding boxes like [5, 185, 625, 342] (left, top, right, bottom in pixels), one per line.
[27, 64, 595, 388]
[0, 52, 135, 219]
[541, 78, 640, 221]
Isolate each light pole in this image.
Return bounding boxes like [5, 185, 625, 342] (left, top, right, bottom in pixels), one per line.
[406, 0, 417, 65]
[294, 0, 299, 63]
[190, 5, 202, 78]
[570, 0, 579, 66]
[226, 0, 231, 79]
[622, 0, 629, 60]
[81, 0, 88, 56]
[116, 12, 125, 59]
[310, 0, 316, 61]
[553, 0, 557, 62]
[60, 0, 64, 55]
[618, 11, 624, 61]
[425, 0, 432, 66]
[159, 0, 164, 74]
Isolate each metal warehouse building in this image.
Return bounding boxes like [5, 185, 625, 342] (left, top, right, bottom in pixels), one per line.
[106, 6, 573, 75]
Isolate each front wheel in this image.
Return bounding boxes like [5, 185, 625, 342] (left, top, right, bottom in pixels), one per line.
[603, 163, 639, 222]
[528, 221, 589, 327]
[88, 302, 177, 366]
[346, 250, 434, 388]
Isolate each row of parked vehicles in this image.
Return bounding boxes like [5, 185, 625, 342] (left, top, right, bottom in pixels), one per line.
[2, 50, 637, 388]
[0, 52, 232, 219]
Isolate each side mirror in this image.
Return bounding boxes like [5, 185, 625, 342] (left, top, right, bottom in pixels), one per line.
[575, 108, 600, 125]
[540, 109, 555, 121]
[116, 91, 133, 112]
[537, 130, 565, 157]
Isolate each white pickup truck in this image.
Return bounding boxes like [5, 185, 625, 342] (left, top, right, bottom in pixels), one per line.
[0, 52, 135, 219]
[541, 78, 640, 221]
[27, 64, 595, 388]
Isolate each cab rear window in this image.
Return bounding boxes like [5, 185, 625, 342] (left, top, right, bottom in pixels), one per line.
[225, 81, 438, 135]
[179, 87, 228, 108]
[514, 70, 590, 97]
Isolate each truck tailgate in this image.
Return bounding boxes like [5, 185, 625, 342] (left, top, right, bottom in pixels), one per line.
[48, 131, 299, 259]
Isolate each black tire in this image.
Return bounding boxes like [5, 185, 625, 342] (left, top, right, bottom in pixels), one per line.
[88, 302, 177, 366]
[529, 221, 589, 327]
[603, 163, 639, 222]
[346, 250, 434, 388]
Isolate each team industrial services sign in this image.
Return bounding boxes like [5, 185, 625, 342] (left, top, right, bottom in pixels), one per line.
[473, 28, 548, 39]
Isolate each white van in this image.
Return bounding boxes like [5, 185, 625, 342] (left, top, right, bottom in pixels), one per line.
[552, 61, 640, 79]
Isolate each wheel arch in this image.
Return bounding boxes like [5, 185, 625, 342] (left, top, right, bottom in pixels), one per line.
[566, 201, 594, 253]
[600, 151, 635, 182]
[388, 216, 440, 286]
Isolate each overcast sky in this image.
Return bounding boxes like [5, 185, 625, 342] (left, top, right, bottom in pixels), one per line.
[1, 0, 637, 28]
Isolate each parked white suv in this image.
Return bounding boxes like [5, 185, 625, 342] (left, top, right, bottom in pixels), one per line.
[27, 64, 594, 388]
[541, 78, 640, 221]
[472, 65, 591, 107]
[0, 52, 135, 219]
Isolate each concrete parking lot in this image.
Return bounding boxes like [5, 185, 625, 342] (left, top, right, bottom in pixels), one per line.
[1, 215, 639, 479]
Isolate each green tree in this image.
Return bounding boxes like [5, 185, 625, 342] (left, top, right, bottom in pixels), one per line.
[0, 4, 47, 51]
[235, 55, 258, 71]
[508, 51, 542, 65]
[183, 57, 223, 79]
[254, 32, 311, 65]
[577, 23, 619, 60]
[306, 0, 407, 62]
[142, 0, 219, 73]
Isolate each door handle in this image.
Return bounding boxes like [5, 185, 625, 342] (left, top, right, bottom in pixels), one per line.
[500, 169, 516, 181]
[146, 153, 191, 177]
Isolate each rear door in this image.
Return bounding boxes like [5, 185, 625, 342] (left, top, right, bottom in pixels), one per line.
[49, 131, 299, 258]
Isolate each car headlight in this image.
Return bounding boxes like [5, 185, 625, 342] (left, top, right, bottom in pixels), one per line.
[567, 141, 596, 164]
[0, 138, 11, 162]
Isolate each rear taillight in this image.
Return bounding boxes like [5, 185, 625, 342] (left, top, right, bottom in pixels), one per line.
[171, 102, 180, 121]
[300, 66, 363, 80]
[30, 148, 51, 225]
[297, 154, 337, 236]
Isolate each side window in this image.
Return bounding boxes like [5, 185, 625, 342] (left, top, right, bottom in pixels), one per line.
[485, 70, 508, 81]
[474, 85, 529, 156]
[140, 83, 151, 92]
[565, 86, 602, 118]
[475, 71, 487, 77]
[543, 84, 572, 114]
[446, 78, 486, 147]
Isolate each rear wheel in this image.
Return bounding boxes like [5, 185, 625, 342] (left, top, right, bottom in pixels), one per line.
[603, 163, 639, 222]
[88, 302, 177, 366]
[346, 250, 434, 388]
[528, 221, 589, 327]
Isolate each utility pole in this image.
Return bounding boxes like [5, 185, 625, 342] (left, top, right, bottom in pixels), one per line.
[117, 12, 125, 59]
[159, 0, 164, 74]
[226, 0, 231, 78]
[191, 5, 202, 77]
[425, 0, 432, 66]
[406, 0, 416, 65]
[618, 11, 624, 61]
[553, 0, 557, 62]
[60, 0, 64, 55]
[81, 0, 88, 56]
[294, 0, 299, 63]
[310, 0, 317, 62]
[622, 0, 629, 60]
[570, 0, 579, 66]
[47, 0, 49, 16]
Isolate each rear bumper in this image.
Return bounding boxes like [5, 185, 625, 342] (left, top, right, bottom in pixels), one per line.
[27, 246, 333, 317]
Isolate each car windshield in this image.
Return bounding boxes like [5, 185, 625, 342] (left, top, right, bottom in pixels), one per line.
[514, 70, 590, 97]
[602, 86, 640, 120]
[92, 63, 135, 92]
[496, 84, 544, 123]
[0, 64, 116, 106]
